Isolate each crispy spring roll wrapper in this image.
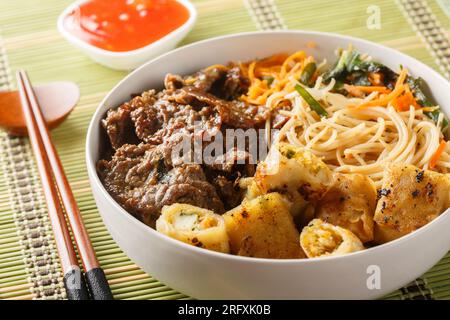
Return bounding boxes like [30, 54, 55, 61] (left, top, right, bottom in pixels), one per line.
[255, 143, 334, 202]
[374, 163, 450, 244]
[255, 143, 333, 222]
[224, 193, 306, 259]
[238, 177, 263, 201]
[315, 173, 377, 243]
[300, 219, 364, 258]
[156, 203, 230, 253]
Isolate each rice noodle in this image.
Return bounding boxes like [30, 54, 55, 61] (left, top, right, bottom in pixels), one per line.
[268, 77, 450, 187]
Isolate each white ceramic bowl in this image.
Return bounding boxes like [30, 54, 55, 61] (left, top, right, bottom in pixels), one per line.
[86, 31, 450, 299]
[57, 0, 197, 70]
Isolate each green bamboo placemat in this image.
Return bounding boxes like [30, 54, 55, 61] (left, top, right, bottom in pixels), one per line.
[0, 0, 449, 300]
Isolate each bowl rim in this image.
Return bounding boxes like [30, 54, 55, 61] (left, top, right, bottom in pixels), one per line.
[57, 0, 197, 57]
[86, 29, 450, 265]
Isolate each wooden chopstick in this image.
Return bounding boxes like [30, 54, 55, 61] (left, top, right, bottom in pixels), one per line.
[16, 71, 90, 300]
[16, 70, 113, 300]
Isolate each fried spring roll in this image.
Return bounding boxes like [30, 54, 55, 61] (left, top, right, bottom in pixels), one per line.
[156, 203, 230, 253]
[300, 219, 364, 258]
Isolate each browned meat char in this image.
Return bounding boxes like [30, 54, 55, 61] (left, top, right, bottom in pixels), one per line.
[221, 66, 250, 100]
[191, 66, 226, 92]
[205, 148, 255, 175]
[211, 175, 243, 210]
[171, 86, 268, 128]
[157, 165, 224, 213]
[98, 65, 268, 227]
[190, 66, 249, 100]
[102, 67, 253, 150]
[102, 90, 157, 149]
[102, 103, 136, 150]
[204, 149, 256, 210]
[164, 73, 185, 91]
[98, 143, 225, 227]
[130, 96, 223, 144]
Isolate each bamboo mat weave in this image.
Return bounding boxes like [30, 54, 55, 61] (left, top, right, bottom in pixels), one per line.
[0, 0, 450, 300]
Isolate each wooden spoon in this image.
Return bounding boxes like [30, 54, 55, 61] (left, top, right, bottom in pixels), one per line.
[0, 81, 79, 135]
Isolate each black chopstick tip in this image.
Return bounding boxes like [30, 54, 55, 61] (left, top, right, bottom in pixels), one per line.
[85, 267, 114, 300]
[63, 268, 90, 300]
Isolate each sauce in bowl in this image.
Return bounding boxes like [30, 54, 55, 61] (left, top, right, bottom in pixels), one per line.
[63, 0, 190, 52]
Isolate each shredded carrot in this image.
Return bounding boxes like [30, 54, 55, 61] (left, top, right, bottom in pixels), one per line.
[345, 85, 391, 97]
[395, 68, 408, 87]
[248, 61, 257, 82]
[255, 65, 281, 78]
[391, 84, 421, 112]
[352, 86, 391, 93]
[357, 85, 405, 109]
[357, 68, 408, 109]
[239, 50, 310, 105]
[258, 53, 289, 67]
[369, 72, 383, 85]
[280, 51, 306, 78]
[429, 140, 447, 169]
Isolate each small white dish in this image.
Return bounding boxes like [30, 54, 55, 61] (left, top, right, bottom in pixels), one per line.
[57, 0, 197, 70]
[86, 31, 450, 299]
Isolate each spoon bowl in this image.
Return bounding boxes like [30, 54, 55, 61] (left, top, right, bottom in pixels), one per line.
[0, 81, 79, 135]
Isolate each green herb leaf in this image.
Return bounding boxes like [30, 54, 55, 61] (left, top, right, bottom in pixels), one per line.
[406, 77, 432, 106]
[323, 49, 396, 86]
[425, 110, 449, 130]
[300, 62, 316, 86]
[295, 84, 328, 117]
[406, 76, 449, 131]
[324, 49, 448, 135]
[322, 50, 349, 82]
[345, 51, 363, 72]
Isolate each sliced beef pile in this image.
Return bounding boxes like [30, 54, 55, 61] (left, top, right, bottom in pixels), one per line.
[98, 65, 266, 227]
[204, 148, 256, 210]
[130, 93, 223, 145]
[102, 67, 266, 150]
[101, 91, 157, 149]
[190, 65, 249, 100]
[98, 143, 225, 228]
[170, 86, 268, 129]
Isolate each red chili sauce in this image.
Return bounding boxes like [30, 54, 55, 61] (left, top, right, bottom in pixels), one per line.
[63, 0, 190, 52]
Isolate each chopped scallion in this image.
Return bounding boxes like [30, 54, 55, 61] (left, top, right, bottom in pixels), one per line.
[295, 84, 328, 117]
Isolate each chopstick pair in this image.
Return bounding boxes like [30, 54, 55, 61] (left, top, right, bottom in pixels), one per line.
[16, 70, 113, 300]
